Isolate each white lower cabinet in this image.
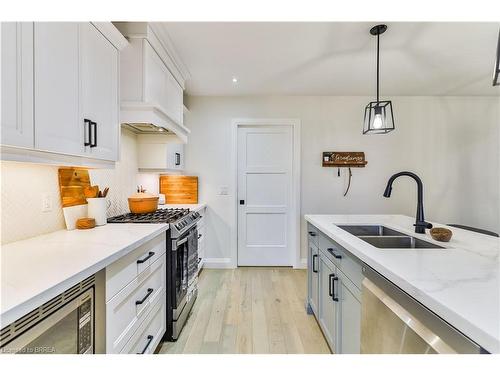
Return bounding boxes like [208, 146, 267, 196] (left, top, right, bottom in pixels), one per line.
[318, 253, 339, 352]
[307, 224, 362, 354]
[120, 294, 166, 354]
[105, 233, 167, 354]
[308, 243, 319, 316]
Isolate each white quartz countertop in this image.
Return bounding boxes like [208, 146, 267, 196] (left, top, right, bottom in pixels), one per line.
[304, 214, 500, 353]
[158, 203, 206, 212]
[0, 223, 168, 327]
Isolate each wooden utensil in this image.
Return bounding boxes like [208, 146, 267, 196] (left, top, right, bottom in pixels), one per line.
[102, 187, 109, 197]
[76, 217, 96, 230]
[160, 175, 198, 204]
[84, 185, 100, 199]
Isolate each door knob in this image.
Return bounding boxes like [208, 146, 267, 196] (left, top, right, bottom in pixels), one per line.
[239, 200, 245, 205]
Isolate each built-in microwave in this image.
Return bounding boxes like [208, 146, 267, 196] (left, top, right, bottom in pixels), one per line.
[0, 271, 105, 354]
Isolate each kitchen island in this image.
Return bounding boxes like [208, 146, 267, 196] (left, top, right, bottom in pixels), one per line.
[305, 214, 499, 354]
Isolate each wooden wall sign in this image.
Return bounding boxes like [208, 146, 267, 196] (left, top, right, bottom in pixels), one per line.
[322, 152, 367, 168]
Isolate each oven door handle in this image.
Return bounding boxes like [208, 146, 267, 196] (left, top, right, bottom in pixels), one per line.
[176, 237, 189, 246]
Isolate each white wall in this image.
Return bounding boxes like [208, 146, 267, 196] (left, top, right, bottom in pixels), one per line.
[183, 96, 499, 266]
[1, 129, 142, 244]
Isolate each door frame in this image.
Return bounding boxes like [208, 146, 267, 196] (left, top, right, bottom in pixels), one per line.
[230, 118, 301, 269]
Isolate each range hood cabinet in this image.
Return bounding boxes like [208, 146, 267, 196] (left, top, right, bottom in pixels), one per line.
[115, 22, 190, 142]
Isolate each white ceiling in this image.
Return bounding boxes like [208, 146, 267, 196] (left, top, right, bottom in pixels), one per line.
[161, 22, 500, 96]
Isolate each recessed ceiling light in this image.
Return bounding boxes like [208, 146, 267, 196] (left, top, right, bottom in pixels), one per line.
[232, 77, 238, 83]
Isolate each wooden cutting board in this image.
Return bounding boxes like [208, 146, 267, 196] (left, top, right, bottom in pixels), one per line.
[58, 168, 91, 208]
[159, 175, 198, 204]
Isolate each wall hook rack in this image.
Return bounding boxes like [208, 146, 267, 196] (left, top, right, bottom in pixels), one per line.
[322, 152, 367, 196]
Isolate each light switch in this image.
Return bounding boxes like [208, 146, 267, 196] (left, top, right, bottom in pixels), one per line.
[41, 193, 53, 212]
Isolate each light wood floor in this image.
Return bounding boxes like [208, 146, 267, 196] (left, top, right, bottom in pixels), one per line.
[158, 267, 330, 354]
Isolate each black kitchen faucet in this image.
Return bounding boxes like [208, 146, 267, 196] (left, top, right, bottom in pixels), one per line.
[383, 171, 433, 234]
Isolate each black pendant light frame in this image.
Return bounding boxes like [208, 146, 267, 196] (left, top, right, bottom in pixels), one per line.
[363, 24, 395, 135]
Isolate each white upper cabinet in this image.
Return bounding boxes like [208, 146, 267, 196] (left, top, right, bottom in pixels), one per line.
[80, 23, 119, 161]
[34, 23, 83, 156]
[1, 22, 126, 165]
[137, 134, 185, 171]
[1, 22, 34, 148]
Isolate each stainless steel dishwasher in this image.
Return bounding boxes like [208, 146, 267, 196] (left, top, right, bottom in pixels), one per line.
[361, 266, 482, 354]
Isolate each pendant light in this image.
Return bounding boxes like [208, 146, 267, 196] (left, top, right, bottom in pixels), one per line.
[363, 24, 395, 135]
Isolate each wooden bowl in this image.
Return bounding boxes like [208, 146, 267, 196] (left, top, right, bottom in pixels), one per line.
[430, 227, 453, 242]
[76, 217, 96, 230]
[128, 194, 159, 214]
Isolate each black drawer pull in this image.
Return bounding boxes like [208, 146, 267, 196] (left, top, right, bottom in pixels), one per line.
[328, 273, 335, 297]
[198, 234, 202, 239]
[90, 121, 97, 148]
[136, 288, 154, 305]
[84, 119, 91, 146]
[137, 335, 154, 354]
[332, 275, 339, 302]
[327, 248, 342, 259]
[312, 254, 318, 273]
[137, 251, 155, 264]
[308, 231, 317, 237]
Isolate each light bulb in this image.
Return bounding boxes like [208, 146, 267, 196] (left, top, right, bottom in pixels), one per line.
[373, 113, 383, 129]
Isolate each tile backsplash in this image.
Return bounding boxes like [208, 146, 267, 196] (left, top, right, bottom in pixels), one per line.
[1, 129, 148, 244]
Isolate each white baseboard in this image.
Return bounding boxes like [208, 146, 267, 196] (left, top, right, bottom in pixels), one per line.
[203, 257, 234, 269]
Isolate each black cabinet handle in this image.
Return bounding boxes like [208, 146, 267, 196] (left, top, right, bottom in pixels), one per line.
[90, 121, 97, 148]
[137, 251, 155, 264]
[198, 234, 202, 239]
[175, 152, 181, 166]
[312, 254, 318, 273]
[84, 119, 91, 146]
[332, 275, 339, 302]
[136, 288, 154, 305]
[327, 248, 342, 259]
[328, 273, 335, 297]
[137, 335, 154, 354]
[308, 231, 317, 237]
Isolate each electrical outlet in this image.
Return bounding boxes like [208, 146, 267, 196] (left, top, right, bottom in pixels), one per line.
[41, 193, 53, 212]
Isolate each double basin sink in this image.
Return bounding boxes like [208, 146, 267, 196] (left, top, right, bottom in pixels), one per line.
[337, 225, 444, 249]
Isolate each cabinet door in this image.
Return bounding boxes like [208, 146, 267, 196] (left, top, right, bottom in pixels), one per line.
[319, 253, 339, 352]
[1, 22, 34, 148]
[34, 23, 84, 156]
[339, 273, 361, 354]
[80, 23, 119, 161]
[308, 244, 319, 316]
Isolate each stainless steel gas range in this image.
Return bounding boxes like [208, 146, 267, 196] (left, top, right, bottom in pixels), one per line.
[108, 208, 202, 341]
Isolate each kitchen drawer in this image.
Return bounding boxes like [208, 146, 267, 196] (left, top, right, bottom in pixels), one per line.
[319, 233, 363, 290]
[106, 254, 166, 354]
[120, 294, 166, 354]
[307, 223, 319, 248]
[106, 232, 166, 300]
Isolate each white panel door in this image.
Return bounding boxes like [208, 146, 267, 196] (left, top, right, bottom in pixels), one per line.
[237, 125, 293, 266]
[34, 22, 83, 156]
[80, 22, 119, 161]
[1, 22, 34, 148]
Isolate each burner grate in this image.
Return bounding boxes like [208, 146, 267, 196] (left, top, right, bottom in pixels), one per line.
[107, 208, 190, 224]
